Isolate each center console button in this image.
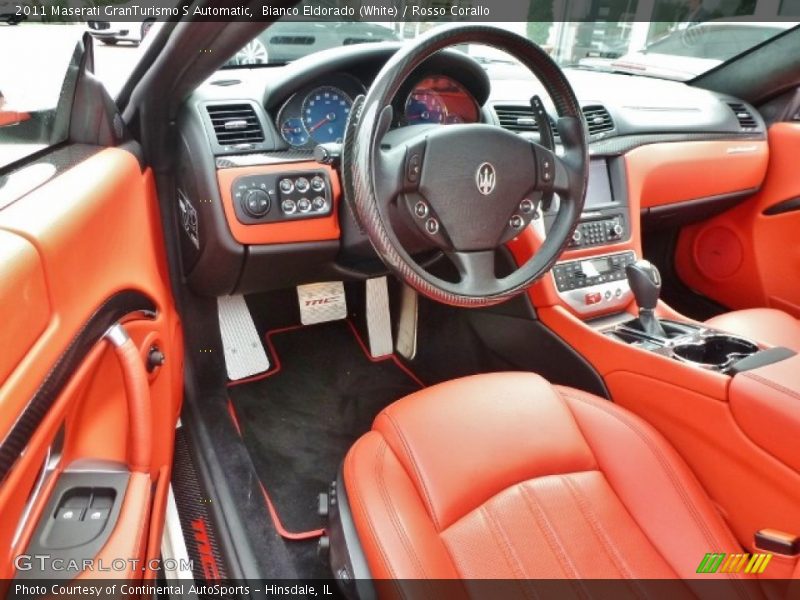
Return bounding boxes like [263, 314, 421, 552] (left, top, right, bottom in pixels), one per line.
[312, 196, 326, 211]
[295, 177, 310, 194]
[281, 199, 297, 214]
[311, 176, 326, 192]
[279, 179, 294, 194]
[297, 197, 311, 213]
[585, 292, 602, 305]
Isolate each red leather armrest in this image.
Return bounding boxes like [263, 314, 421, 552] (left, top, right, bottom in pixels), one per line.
[729, 354, 800, 473]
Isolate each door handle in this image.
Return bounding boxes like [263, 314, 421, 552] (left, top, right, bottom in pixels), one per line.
[105, 324, 151, 473]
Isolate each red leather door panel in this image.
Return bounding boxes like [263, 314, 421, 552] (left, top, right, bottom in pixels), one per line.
[0, 147, 183, 579]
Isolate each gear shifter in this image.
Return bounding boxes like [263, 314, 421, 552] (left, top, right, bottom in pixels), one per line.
[626, 260, 667, 338]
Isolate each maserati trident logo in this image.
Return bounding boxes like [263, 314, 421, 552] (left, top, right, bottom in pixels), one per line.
[476, 162, 496, 195]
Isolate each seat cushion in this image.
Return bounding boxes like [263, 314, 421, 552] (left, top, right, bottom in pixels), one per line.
[343, 372, 761, 592]
[705, 308, 800, 351]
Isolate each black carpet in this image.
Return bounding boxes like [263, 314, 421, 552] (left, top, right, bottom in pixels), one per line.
[228, 320, 422, 578]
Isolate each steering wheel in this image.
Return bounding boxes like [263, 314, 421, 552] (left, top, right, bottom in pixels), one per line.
[342, 24, 588, 307]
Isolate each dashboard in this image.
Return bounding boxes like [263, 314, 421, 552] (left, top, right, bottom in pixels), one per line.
[179, 41, 769, 307]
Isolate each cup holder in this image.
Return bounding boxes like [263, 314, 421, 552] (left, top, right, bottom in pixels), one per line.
[673, 335, 759, 370]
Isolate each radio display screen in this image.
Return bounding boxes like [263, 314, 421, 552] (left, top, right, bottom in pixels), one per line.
[585, 160, 614, 207]
[590, 257, 612, 273]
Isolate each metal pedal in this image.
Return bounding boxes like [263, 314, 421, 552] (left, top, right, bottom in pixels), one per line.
[297, 281, 347, 325]
[395, 284, 418, 360]
[217, 295, 270, 381]
[366, 277, 393, 358]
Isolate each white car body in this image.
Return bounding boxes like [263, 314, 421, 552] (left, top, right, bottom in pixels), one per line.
[87, 20, 155, 46]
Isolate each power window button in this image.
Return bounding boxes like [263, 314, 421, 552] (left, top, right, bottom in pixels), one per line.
[85, 508, 110, 523]
[56, 508, 82, 522]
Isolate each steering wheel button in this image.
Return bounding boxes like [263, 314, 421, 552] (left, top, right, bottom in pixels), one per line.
[509, 215, 524, 229]
[519, 199, 534, 214]
[407, 154, 422, 183]
[425, 218, 439, 235]
[414, 201, 429, 219]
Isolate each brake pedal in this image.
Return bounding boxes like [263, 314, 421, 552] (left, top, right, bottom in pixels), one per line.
[217, 295, 270, 381]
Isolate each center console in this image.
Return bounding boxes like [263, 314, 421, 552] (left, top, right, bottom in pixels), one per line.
[552, 250, 636, 315]
[544, 157, 635, 315]
[566, 160, 629, 249]
[606, 318, 762, 373]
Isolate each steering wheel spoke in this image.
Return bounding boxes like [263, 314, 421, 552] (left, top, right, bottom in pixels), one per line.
[449, 250, 497, 293]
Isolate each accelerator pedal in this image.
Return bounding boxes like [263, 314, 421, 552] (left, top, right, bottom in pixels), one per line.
[217, 295, 270, 381]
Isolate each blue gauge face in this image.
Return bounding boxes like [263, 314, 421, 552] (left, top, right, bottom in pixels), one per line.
[302, 86, 352, 144]
[404, 90, 447, 125]
[280, 117, 309, 147]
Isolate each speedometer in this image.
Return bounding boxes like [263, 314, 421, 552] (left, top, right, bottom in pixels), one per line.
[301, 86, 352, 144]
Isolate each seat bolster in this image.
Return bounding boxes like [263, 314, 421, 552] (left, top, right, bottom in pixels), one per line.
[556, 387, 753, 584]
[343, 430, 460, 581]
[705, 308, 800, 351]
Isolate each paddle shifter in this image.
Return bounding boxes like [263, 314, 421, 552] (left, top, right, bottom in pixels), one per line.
[626, 260, 667, 338]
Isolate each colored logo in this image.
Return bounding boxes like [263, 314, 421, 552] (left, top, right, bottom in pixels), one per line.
[696, 552, 772, 574]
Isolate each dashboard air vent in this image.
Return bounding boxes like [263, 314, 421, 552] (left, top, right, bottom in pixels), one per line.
[727, 102, 757, 129]
[494, 105, 559, 136]
[494, 105, 537, 132]
[582, 105, 614, 135]
[206, 104, 264, 146]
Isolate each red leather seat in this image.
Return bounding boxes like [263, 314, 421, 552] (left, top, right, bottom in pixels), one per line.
[705, 308, 800, 351]
[343, 372, 761, 591]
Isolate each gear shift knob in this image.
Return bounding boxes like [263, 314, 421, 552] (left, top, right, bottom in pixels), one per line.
[626, 260, 662, 311]
[626, 260, 666, 338]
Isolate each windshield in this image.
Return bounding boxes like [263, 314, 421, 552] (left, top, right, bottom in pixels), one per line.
[228, 17, 798, 81]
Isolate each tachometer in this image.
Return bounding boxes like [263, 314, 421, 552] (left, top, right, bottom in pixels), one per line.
[280, 117, 309, 147]
[301, 86, 352, 144]
[403, 76, 479, 127]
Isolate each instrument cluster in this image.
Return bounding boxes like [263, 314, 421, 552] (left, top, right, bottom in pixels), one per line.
[275, 73, 480, 149]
